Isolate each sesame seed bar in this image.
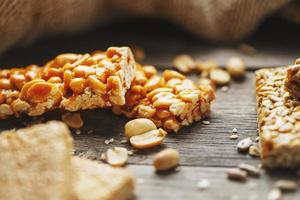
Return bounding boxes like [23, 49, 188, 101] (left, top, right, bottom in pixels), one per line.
[256, 67, 300, 168]
[285, 64, 300, 99]
[0, 47, 135, 119]
[113, 65, 215, 132]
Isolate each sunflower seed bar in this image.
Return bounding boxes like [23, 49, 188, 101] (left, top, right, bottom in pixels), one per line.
[256, 67, 300, 168]
[113, 65, 215, 132]
[0, 47, 135, 119]
[285, 64, 300, 99]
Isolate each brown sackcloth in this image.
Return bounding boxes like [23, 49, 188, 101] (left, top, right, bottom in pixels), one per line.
[0, 0, 299, 54]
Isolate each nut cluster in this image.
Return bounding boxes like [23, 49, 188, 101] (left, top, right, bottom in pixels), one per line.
[0, 47, 135, 119]
[113, 66, 215, 132]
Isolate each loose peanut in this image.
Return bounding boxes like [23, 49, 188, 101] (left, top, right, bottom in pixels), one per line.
[173, 54, 195, 73]
[130, 128, 167, 149]
[62, 113, 84, 129]
[226, 57, 246, 77]
[196, 60, 219, 75]
[125, 118, 157, 138]
[69, 78, 85, 94]
[106, 147, 128, 167]
[209, 68, 231, 85]
[295, 58, 300, 65]
[153, 148, 180, 171]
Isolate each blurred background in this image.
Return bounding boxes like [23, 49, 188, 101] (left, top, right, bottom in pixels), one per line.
[0, 0, 300, 68]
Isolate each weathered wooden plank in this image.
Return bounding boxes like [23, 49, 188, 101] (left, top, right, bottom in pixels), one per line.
[129, 165, 300, 200]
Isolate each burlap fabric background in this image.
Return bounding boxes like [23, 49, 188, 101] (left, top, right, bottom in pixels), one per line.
[0, 0, 299, 54]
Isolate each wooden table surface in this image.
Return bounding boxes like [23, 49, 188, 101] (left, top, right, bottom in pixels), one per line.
[1, 17, 300, 199]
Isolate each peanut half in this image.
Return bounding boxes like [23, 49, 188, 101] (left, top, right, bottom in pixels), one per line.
[209, 68, 231, 86]
[226, 57, 246, 78]
[62, 113, 83, 129]
[173, 54, 196, 73]
[130, 128, 167, 149]
[153, 148, 180, 171]
[125, 118, 157, 138]
[106, 147, 128, 167]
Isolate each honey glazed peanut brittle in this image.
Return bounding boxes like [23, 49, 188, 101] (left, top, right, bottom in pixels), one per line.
[113, 65, 215, 132]
[0, 47, 135, 119]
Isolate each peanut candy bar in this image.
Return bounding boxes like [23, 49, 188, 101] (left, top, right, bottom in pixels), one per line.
[256, 67, 300, 168]
[0, 47, 135, 119]
[285, 64, 300, 99]
[113, 65, 215, 132]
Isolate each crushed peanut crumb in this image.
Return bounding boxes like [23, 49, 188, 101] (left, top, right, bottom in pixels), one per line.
[202, 120, 210, 125]
[196, 179, 210, 190]
[230, 134, 238, 140]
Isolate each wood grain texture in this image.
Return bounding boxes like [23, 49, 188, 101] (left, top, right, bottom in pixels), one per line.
[129, 165, 300, 200]
[0, 17, 300, 199]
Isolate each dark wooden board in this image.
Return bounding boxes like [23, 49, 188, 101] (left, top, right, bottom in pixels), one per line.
[0, 17, 300, 199]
